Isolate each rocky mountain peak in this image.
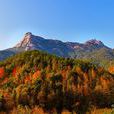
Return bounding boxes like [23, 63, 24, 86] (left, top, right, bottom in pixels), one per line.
[15, 32, 33, 48]
[24, 32, 32, 38]
[85, 39, 104, 46]
[15, 32, 46, 51]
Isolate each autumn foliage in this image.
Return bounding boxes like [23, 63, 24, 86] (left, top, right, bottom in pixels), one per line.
[0, 67, 4, 78]
[0, 50, 113, 114]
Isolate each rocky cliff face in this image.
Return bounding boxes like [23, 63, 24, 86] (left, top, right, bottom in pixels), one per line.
[15, 32, 45, 50]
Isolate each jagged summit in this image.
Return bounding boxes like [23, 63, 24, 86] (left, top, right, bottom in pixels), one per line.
[15, 32, 33, 48]
[85, 39, 104, 46]
[15, 32, 45, 50]
[25, 32, 32, 37]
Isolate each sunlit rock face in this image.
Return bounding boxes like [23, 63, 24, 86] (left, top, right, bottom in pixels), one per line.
[15, 32, 45, 50]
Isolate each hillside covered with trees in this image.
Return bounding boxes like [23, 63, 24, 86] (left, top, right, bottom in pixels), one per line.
[0, 50, 113, 114]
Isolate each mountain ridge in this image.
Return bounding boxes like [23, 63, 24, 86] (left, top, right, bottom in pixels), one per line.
[15, 32, 106, 49]
[0, 32, 114, 67]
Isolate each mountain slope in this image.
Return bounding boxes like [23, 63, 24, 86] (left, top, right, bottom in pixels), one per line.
[0, 50, 113, 113]
[0, 32, 114, 67]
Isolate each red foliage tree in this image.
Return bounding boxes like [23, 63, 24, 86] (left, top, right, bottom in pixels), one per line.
[0, 67, 4, 78]
[12, 67, 17, 77]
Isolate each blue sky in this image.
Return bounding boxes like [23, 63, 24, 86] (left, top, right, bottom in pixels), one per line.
[0, 0, 114, 50]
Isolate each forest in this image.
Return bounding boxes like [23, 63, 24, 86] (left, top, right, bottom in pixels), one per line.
[0, 50, 113, 114]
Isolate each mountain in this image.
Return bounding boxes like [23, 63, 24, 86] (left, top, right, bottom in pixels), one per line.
[0, 32, 114, 67]
[14, 32, 74, 57]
